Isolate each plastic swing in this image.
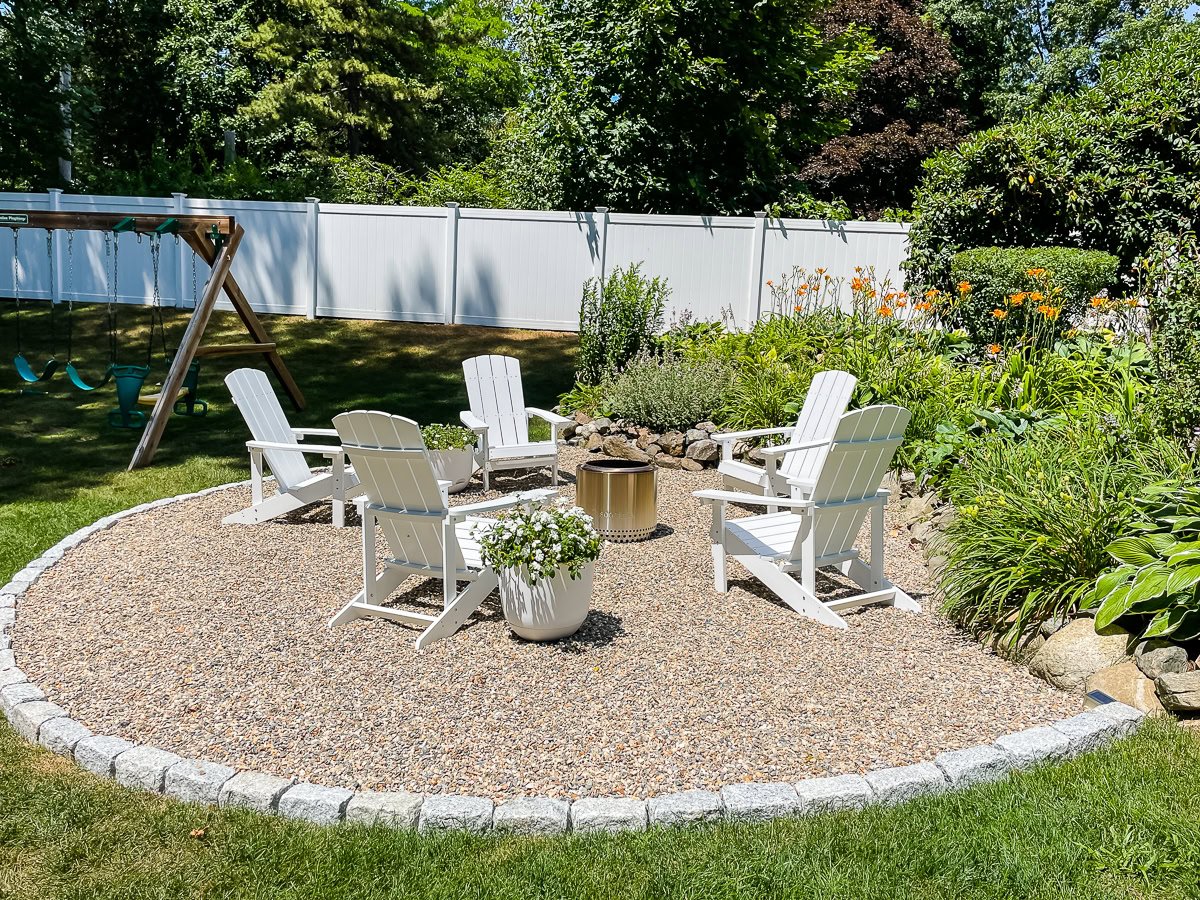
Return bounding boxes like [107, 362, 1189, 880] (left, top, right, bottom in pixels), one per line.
[103, 232, 150, 429]
[60, 231, 115, 392]
[9, 228, 60, 387]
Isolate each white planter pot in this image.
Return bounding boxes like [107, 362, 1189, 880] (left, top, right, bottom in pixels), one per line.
[498, 561, 595, 641]
[428, 447, 476, 493]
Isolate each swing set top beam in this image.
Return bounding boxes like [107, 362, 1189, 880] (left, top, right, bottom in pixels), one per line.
[0, 210, 235, 236]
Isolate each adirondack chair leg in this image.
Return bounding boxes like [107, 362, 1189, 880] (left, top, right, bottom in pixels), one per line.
[250, 447, 264, 507]
[414, 570, 500, 650]
[710, 499, 728, 591]
[733, 554, 848, 629]
[800, 515, 817, 595]
[869, 499, 885, 590]
[329, 566, 409, 627]
[331, 454, 346, 528]
[222, 489, 310, 525]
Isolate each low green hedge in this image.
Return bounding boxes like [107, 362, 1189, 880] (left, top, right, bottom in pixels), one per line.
[949, 247, 1119, 342]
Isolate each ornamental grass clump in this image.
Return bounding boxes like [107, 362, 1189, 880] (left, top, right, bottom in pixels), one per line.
[420, 423, 477, 450]
[476, 499, 602, 585]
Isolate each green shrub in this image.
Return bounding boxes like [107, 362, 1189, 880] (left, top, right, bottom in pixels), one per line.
[1085, 487, 1200, 643]
[605, 352, 731, 431]
[576, 264, 668, 385]
[1141, 233, 1200, 439]
[420, 423, 477, 451]
[938, 412, 1191, 644]
[949, 247, 1118, 343]
[906, 25, 1200, 291]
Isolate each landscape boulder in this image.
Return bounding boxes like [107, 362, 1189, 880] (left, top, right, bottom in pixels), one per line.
[1134, 640, 1189, 680]
[1028, 619, 1132, 693]
[1155, 671, 1200, 712]
[1084, 661, 1164, 714]
[602, 436, 651, 463]
[684, 439, 720, 463]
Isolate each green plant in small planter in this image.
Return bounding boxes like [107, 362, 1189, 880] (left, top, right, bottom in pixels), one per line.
[421, 423, 478, 493]
[476, 499, 604, 641]
[421, 423, 477, 451]
[1085, 487, 1200, 642]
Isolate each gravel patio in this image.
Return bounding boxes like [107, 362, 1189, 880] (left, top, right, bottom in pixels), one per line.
[15, 448, 1076, 801]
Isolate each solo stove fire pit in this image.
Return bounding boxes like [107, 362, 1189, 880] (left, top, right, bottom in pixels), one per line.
[575, 459, 658, 542]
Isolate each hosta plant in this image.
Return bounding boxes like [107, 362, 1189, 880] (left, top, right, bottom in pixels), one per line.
[476, 499, 603, 585]
[420, 423, 477, 451]
[1084, 488, 1200, 642]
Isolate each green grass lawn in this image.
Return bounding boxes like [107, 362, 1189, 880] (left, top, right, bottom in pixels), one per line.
[2, 312, 1200, 898]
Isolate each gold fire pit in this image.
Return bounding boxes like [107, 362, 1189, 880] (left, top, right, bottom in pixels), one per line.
[576, 459, 658, 542]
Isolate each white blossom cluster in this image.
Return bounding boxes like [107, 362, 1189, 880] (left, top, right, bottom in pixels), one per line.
[476, 497, 602, 585]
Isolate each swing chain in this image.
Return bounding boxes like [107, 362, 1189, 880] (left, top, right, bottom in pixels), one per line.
[11, 228, 20, 353]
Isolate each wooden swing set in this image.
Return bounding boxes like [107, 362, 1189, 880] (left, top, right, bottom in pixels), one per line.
[0, 209, 305, 470]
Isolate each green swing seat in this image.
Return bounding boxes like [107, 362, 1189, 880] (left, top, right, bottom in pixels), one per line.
[13, 353, 59, 384]
[65, 361, 114, 392]
[106, 364, 151, 429]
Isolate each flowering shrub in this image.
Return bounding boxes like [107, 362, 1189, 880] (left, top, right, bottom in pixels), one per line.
[420, 423, 477, 451]
[476, 499, 603, 585]
[605, 350, 731, 430]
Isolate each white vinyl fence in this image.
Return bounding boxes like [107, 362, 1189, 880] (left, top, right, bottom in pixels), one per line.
[0, 190, 909, 332]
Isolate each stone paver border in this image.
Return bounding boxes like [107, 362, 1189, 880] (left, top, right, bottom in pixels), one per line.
[0, 484, 1149, 834]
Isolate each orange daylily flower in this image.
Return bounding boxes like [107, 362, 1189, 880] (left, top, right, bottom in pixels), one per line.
[915, 301, 933, 312]
[1090, 296, 1106, 308]
[1026, 268, 1047, 278]
[877, 305, 894, 318]
[1037, 304, 1061, 319]
[992, 309, 1008, 320]
[957, 281, 972, 293]
[987, 343, 1002, 355]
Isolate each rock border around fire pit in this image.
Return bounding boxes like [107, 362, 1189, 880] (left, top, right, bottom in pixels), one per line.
[0, 484, 1146, 834]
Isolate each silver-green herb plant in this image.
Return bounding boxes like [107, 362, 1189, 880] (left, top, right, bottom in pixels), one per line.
[476, 498, 603, 585]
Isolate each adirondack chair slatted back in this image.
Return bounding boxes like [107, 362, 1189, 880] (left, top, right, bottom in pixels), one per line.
[333, 411, 463, 573]
[782, 369, 857, 482]
[225, 368, 313, 491]
[463, 355, 529, 447]
[801, 405, 911, 560]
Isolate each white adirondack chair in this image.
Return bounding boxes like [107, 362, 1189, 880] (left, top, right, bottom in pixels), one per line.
[223, 368, 364, 527]
[460, 355, 572, 490]
[328, 410, 555, 649]
[695, 405, 920, 629]
[713, 370, 857, 502]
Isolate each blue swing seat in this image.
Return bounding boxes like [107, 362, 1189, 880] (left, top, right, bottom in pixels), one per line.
[14, 353, 59, 384]
[65, 361, 114, 392]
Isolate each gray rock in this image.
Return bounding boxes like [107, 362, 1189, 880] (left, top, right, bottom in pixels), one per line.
[584, 432, 603, 451]
[684, 438, 720, 463]
[1135, 640, 1190, 680]
[865, 763, 947, 805]
[0, 608, 14, 629]
[418, 795, 494, 833]
[74, 735, 135, 778]
[591, 417, 612, 434]
[1040, 616, 1069, 637]
[1090, 700, 1147, 736]
[0, 593, 14, 608]
[0, 580, 27, 597]
[719, 782, 798, 822]
[345, 791, 423, 828]
[493, 798, 570, 835]
[0, 681, 44, 716]
[655, 455, 682, 470]
[993, 726, 1071, 769]
[899, 494, 937, 524]
[569, 797, 648, 833]
[9, 699, 67, 742]
[573, 411, 593, 426]
[1155, 670, 1200, 712]
[731, 439, 750, 459]
[659, 431, 686, 456]
[219, 771, 294, 812]
[1051, 711, 1125, 755]
[1085, 661, 1163, 714]
[635, 430, 661, 451]
[680, 458, 704, 472]
[38, 717, 92, 756]
[166, 759, 237, 805]
[602, 435, 651, 463]
[910, 521, 935, 544]
[278, 782, 354, 825]
[0, 650, 14, 668]
[1028, 619, 1132, 693]
[934, 745, 1012, 788]
[644, 444, 663, 457]
[114, 746, 184, 793]
[648, 789, 723, 827]
[794, 774, 874, 813]
[748, 447, 766, 464]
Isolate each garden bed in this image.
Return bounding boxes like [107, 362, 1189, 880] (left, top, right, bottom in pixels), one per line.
[14, 449, 1075, 800]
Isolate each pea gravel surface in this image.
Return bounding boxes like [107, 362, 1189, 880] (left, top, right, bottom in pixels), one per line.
[16, 448, 1076, 801]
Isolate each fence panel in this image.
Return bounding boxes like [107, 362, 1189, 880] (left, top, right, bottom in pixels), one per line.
[0, 191, 910, 332]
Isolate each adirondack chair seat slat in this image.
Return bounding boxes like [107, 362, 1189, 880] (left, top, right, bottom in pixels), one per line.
[488, 442, 557, 461]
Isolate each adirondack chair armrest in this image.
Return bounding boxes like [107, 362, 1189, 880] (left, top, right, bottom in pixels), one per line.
[525, 407, 572, 428]
[460, 411, 489, 433]
[291, 427, 340, 440]
[246, 439, 345, 459]
[693, 489, 814, 509]
[712, 426, 792, 444]
[758, 438, 829, 459]
[448, 488, 558, 519]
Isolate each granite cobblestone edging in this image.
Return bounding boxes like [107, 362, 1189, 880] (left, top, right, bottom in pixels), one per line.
[0, 484, 1150, 834]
